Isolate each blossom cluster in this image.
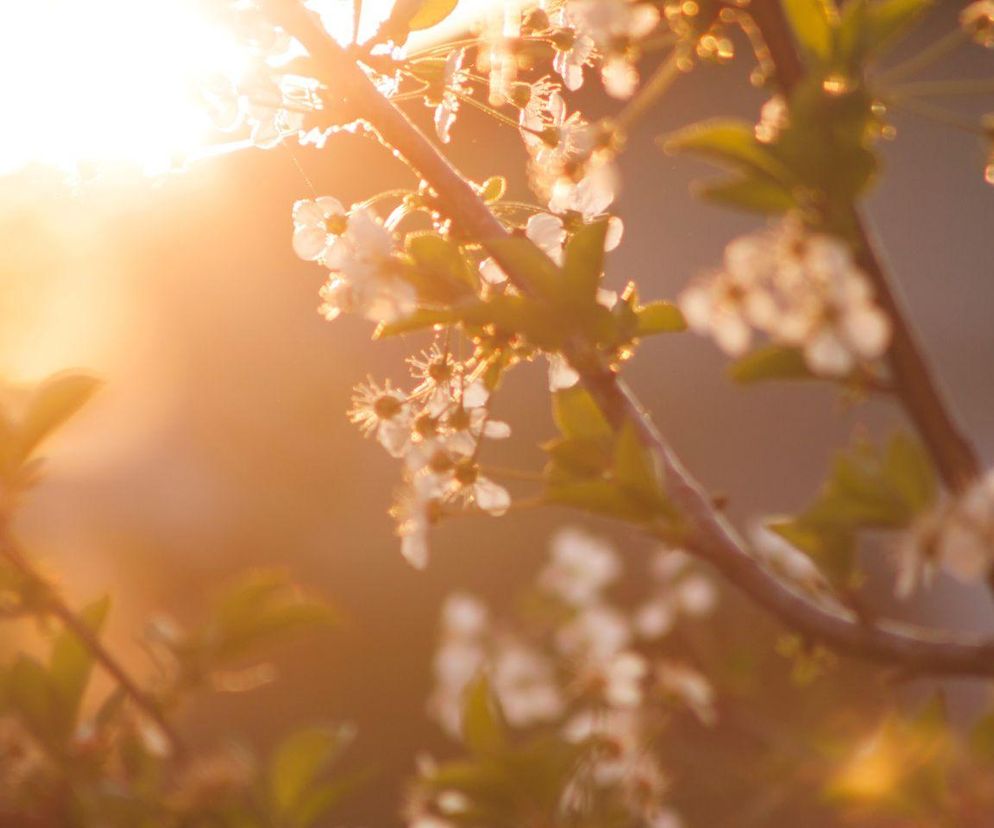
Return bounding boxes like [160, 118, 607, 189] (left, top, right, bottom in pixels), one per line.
[348, 345, 512, 568]
[680, 217, 892, 377]
[896, 469, 994, 596]
[416, 528, 717, 827]
[292, 195, 417, 323]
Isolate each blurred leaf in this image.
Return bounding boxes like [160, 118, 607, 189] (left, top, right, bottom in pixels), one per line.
[885, 432, 936, 514]
[49, 595, 111, 734]
[635, 301, 686, 336]
[204, 570, 338, 666]
[543, 436, 612, 481]
[782, 0, 836, 60]
[12, 373, 101, 467]
[769, 432, 936, 585]
[270, 723, 355, 825]
[697, 176, 797, 214]
[462, 676, 505, 756]
[561, 219, 608, 304]
[840, 0, 932, 59]
[728, 345, 813, 384]
[546, 479, 656, 521]
[662, 120, 794, 184]
[552, 387, 612, 443]
[4, 655, 65, 746]
[612, 421, 665, 513]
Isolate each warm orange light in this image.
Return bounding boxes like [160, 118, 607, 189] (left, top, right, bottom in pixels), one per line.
[0, 1, 254, 174]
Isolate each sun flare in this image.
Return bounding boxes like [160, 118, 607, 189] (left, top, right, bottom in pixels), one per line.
[0, 0, 376, 176]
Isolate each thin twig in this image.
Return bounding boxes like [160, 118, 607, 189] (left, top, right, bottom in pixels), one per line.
[0, 523, 185, 757]
[745, 0, 982, 495]
[259, 0, 994, 676]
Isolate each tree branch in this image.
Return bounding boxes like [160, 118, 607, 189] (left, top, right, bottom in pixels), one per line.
[745, 0, 982, 494]
[260, 0, 994, 676]
[0, 522, 186, 758]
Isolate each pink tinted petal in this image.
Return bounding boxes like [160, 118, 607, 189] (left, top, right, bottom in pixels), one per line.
[474, 477, 511, 515]
[292, 225, 328, 261]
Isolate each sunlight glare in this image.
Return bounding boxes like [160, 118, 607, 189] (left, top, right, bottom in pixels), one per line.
[0, 0, 375, 176]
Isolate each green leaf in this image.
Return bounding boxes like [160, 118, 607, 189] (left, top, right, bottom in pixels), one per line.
[270, 724, 354, 822]
[635, 301, 686, 336]
[479, 176, 507, 203]
[484, 236, 561, 295]
[205, 570, 338, 665]
[551, 387, 611, 443]
[462, 676, 505, 756]
[405, 232, 475, 302]
[782, 0, 837, 60]
[543, 437, 612, 481]
[5, 655, 65, 746]
[546, 479, 656, 521]
[885, 432, 936, 514]
[561, 219, 608, 304]
[612, 421, 664, 509]
[662, 120, 795, 184]
[408, 0, 459, 30]
[697, 176, 797, 214]
[374, 308, 454, 338]
[769, 432, 936, 586]
[14, 373, 101, 465]
[728, 345, 813, 384]
[841, 0, 932, 60]
[49, 595, 111, 733]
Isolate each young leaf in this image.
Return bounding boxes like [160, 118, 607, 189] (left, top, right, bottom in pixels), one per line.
[270, 724, 355, 821]
[406, 232, 476, 301]
[551, 387, 612, 443]
[697, 176, 797, 215]
[782, 0, 837, 61]
[14, 373, 101, 466]
[205, 569, 339, 666]
[374, 308, 455, 338]
[461, 676, 505, 756]
[479, 176, 507, 203]
[5, 655, 65, 746]
[612, 421, 664, 511]
[561, 219, 608, 304]
[485, 236, 561, 296]
[635, 301, 686, 336]
[728, 345, 813, 384]
[885, 432, 936, 514]
[662, 120, 795, 184]
[49, 595, 111, 733]
[840, 0, 932, 60]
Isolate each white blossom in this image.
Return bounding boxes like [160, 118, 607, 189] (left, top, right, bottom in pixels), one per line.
[680, 218, 891, 377]
[493, 642, 565, 726]
[540, 527, 621, 607]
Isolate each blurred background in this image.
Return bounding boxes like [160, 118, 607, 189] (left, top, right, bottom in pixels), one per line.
[0, 1, 991, 824]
